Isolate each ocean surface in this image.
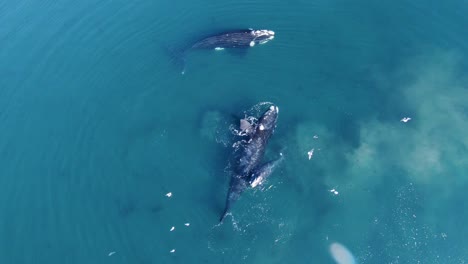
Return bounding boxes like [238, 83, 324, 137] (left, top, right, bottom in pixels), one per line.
[1, 0, 467, 263]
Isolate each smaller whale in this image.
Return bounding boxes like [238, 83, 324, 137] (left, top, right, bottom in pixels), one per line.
[249, 154, 284, 188]
[168, 29, 275, 74]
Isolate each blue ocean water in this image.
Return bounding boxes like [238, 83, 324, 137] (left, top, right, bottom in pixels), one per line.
[1, 0, 467, 263]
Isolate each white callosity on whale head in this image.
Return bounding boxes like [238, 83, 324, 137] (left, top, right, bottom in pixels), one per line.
[252, 29, 275, 37]
[250, 29, 275, 45]
[258, 30, 275, 43]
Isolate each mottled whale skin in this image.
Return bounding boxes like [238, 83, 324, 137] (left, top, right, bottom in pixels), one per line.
[220, 105, 279, 222]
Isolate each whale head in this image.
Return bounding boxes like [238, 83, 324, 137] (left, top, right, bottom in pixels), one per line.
[250, 29, 275, 46]
[257, 105, 279, 132]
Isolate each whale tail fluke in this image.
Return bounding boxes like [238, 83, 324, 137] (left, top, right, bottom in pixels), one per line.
[219, 210, 228, 223]
[163, 45, 187, 74]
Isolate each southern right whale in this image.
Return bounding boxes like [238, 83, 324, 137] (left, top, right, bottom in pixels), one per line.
[219, 105, 280, 222]
[249, 154, 284, 188]
[189, 29, 275, 50]
[168, 29, 275, 74]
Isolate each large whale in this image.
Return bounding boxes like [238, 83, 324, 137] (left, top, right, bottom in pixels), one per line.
[220, 105, 280, 222]
[190, 29, 275, 50]
[169, 29, 275, 74]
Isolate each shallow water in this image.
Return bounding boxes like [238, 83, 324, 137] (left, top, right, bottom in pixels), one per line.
[0, 0, 467, 263]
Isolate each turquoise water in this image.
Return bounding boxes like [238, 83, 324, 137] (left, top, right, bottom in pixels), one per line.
[1, 0, 467, 263]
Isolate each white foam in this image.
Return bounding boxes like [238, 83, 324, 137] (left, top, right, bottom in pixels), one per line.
[165, 192, 172, 198]
[170, 226, 175, 231]
[249, 41, 255, 47]
[259, 36, 274, 44]
[259, 124, 265, 130]
[214, 47, 224, 51]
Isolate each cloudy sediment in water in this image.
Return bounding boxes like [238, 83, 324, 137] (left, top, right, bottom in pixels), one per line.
[0, 0, 467, 263]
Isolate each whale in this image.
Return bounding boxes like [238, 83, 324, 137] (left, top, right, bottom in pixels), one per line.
[219, 105, 280, 222]
[249, 154, 284, 188]
[168, 29, 275, 74]
[190, 29, 275, 50]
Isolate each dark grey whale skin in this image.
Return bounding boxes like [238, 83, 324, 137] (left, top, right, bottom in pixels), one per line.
[219, 105, 279, 222]
[169, 29, 275, 74]
[190, 29, 270, 50]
